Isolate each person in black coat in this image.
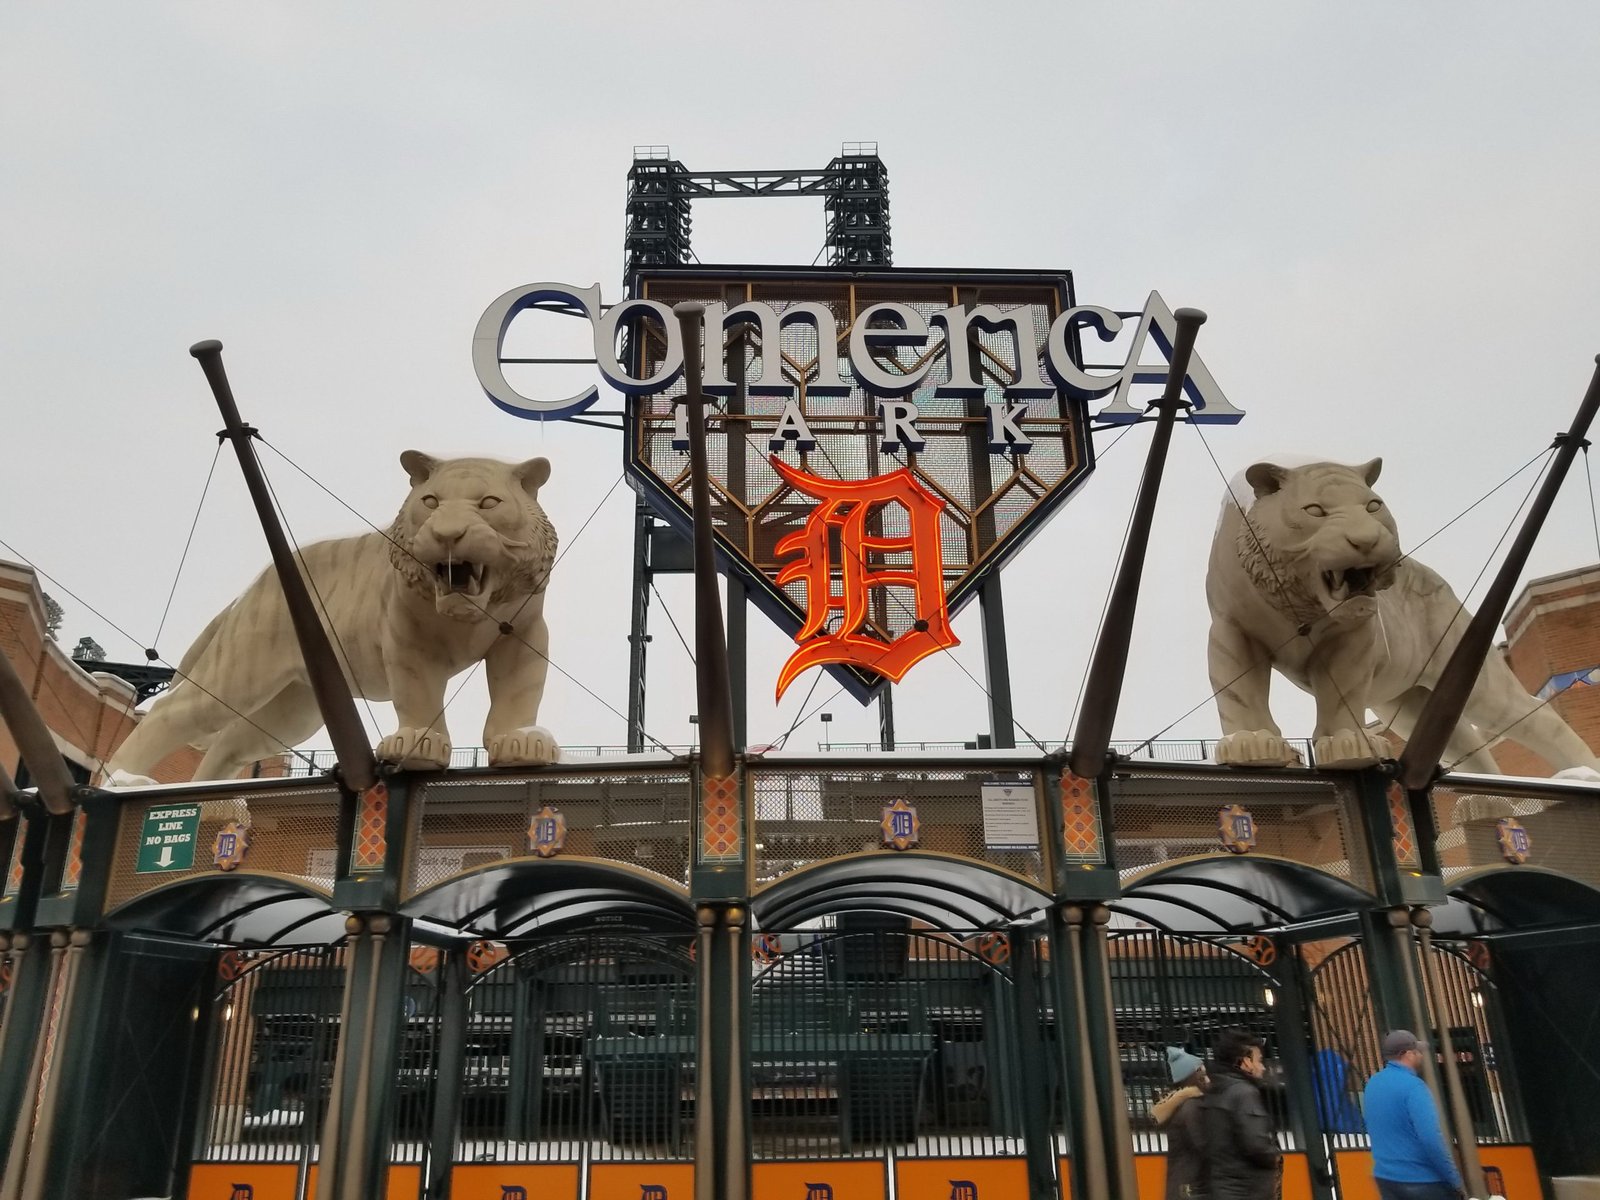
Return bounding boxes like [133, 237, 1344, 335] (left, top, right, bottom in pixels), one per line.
[1202, 1029, 1283, 1200]
[1154, 1046, 1210, 1200]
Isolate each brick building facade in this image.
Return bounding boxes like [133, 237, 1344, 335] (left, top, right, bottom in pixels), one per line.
[0, 557, 202, 784]
[1495, 563, 1600, 774]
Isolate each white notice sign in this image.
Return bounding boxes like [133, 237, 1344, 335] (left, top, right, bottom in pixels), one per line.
[981, 782, 1039, 851]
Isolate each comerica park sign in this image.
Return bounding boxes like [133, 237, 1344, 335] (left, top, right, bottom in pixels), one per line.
[475, 273, 1241, 429]
[475, 266, 1240, 701]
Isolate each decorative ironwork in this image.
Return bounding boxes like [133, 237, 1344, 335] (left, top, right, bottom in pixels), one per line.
[61, 808, 87, 891]
[1217, 803, 1257, 854]
[1496, 817, 1532, 864]
[880, 797, 921, 851]
[1387, 781, 1420, 867]
[1059, 772, 1104, 863]
[699, 772, 742, 863]
[974, 931, 1011, 966]
[527, 804, 567, 859]
[350, 780, 388, 873]
[5, 825, 26, 897]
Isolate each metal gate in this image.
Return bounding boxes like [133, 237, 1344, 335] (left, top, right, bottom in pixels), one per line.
[1108, 930, 1292, 1150]
[750, 925, 1029, 1162]
[450, 931, 698, 1168]
[1426, 942, 1524, 1143]
[192, 944, 347, 1179]
[1305, 938, 1378, 1146]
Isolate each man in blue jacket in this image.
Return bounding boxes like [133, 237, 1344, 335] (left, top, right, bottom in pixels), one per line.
[1363, 1030, 1465, 1200]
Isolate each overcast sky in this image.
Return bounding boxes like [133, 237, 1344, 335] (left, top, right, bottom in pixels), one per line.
[4, 4, 1599, 763]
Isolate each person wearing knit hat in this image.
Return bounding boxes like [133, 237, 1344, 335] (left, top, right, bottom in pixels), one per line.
[1154, 1046, 1211, 1200]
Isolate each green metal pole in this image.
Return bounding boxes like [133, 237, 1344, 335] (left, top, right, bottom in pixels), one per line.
[0, 650, 75, 816]
[1268, 943, 1338, 1200]
[16, 930, 89, 1200]
[694, 907, 716, 1200]
[1069, 309, 1206, 780]
[314, 919, 363, 1200]
[189, 340, 377, 794]
[424, 950, 468, 1200]
[1009, 928, 1061, 1200]
[1414, 913, 1487, 1198]
[1081, 904, 1138, 1200]
[1051, 907, 1109, 1200]
[0, 934, 64, 1200]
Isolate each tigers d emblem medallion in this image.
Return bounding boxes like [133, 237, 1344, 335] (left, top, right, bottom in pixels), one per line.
[1496, 817, 1532, 865]
[1218, 804, 1257, 854]
[881, 798, 921, 851]
[213, 821, 251, 872]
[528, 805, 567, 858]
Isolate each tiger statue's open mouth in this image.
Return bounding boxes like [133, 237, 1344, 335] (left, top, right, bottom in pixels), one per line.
[1317, 564, 1388, 607]
[433, 558, 490, 598]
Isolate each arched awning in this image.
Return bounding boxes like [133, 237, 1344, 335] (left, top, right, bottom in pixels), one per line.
[751, 852, 1052, 931]
[1432, 866, 1600, 937]
[401, 857, 694, 938]
[1112, 855, 1376, 935]
[104, 874, 345, 947]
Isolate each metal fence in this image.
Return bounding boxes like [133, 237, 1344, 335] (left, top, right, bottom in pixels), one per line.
[452, 932, 699, 1166]
[750, 926, 1027, 1161]
[749, 765, 1046, 887]
[1306, 939, 1380, 1148]
[408, 771, 695, 895]
[1107, 930, 1294, 1151]
[195, 945, 346, 1168]
[1108, 768, 1369, 890]
[278, 737, 1324, 774]
[105, 785, 343, 910]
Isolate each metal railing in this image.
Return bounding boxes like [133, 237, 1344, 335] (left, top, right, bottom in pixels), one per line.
[278, 738, 1318, 776]
[820, 738, 1318, 763]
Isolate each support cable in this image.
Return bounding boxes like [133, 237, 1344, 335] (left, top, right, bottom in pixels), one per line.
[1586, 444, 1600, 562]
[0, 537, 319, 771]
[153, 441, 223, 649]
[1399, 448, 1552, 701]
[770, 670, 825, 752]
[649, 580, 696, 667]
[1065, 419, 1148, 748]
[255, 457, 384, 741]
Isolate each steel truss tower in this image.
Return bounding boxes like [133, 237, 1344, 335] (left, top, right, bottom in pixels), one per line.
[624, 144, 897, 753]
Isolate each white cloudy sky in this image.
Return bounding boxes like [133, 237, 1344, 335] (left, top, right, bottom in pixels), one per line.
[3, 4, 1599, 762]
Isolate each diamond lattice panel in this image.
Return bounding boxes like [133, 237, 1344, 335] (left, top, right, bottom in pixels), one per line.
[627, 269, 1090, 700]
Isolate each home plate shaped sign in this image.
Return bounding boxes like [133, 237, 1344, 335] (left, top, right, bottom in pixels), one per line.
[475, 264, 1239, 702]
[625, 266, 1104, 701]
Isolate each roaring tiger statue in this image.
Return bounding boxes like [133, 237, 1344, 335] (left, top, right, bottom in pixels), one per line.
[1207, 456, 1600, 775]
[106, 451, 560, 783]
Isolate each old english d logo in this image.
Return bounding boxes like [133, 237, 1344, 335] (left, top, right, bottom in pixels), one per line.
[640, 1187, 669, 1200]
[501, 1189, 527, 1200]
[950, 1182, 979, 1200]
[804, 1185, 834, 1200]
[772, 457, 957, 700]
[229, 1187, 253, 1200]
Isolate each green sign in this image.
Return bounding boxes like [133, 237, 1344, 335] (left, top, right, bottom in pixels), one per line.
[136, 804, 201, 873]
